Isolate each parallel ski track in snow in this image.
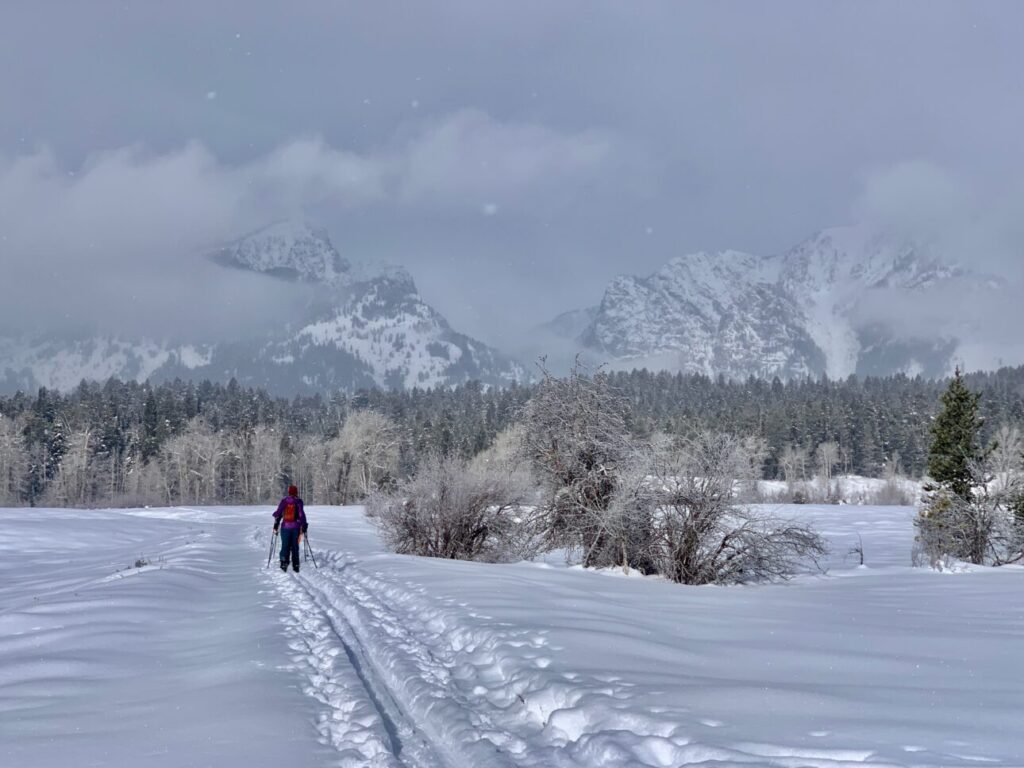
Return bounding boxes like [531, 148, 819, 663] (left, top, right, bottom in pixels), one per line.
[295, 572, 455, 768]
[262, 543, 525, 768]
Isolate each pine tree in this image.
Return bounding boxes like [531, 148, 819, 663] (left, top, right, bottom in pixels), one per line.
[141, 391, 163, 464]
[926, 369, 987, 498]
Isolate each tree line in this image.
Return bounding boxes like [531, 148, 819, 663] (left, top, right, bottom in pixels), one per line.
[370, 365, 1024, 583]
[1, 365, 1023, 507]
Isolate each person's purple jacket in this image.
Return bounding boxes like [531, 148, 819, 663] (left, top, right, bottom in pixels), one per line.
[273, 495, 307, 530]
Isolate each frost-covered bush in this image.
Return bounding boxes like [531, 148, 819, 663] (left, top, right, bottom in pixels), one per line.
[915, 464, 1023, 568]
[866, 476, 915, 507]
[368, 454, 535, 562]
[625, 433, 828, 584]
[520, 362, 635, 568]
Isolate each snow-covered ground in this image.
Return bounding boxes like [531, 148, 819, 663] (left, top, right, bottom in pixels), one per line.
[758, 476, 922, 505]
[3, 504, 1022, 767]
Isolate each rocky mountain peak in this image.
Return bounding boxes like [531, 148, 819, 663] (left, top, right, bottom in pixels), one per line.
[210, 219, 351, 285]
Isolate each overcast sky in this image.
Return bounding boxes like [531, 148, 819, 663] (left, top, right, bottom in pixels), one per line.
[1, 1, 1022, 347]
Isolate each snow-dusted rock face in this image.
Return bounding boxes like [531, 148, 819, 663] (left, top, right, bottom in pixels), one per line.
[776, 227, 965, 378]
[580, 250, 823, 379]
[267, 268, 525, 391]
[210, 220, 351, 285]
[541, 306, 599, 341]
[0, 222, 524, 394]
[568, 225, 985, 379]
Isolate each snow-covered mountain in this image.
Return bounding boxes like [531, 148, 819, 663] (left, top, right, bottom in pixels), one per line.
[0, 222, 525, 394]
[261, 266, 525, 390]
[0, 336, 214, 394]
[2, 221, 1007, 393]
[210, 220, 352, 284]
[552, 226, 995, 379]
[579, 250, 824, 379]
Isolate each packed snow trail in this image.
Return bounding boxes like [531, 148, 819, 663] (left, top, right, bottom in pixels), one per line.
[267, 556, 463, 768]
[4, 504, 1024, 767]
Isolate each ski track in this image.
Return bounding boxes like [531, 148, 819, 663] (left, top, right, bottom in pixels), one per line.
[251, 528, 932, 768]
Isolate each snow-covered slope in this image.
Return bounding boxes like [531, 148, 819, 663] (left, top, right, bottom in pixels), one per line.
[5, 503, 1023, 767]
[559, 225, 993, 379]
[540, 306, 599, 341]
[0, 222, 524, 393]
[284, 267, 524, 390]
[0, 336, 213, 393]
[777, 227, 965, 377]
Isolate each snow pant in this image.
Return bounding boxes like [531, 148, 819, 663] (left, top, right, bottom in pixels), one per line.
[279, 527, 301, 568]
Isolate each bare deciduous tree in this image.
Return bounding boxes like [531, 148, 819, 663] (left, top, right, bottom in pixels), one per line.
[520, 361, 633, 567]
[326, 410, 401, 504]
[155, 419, 228, 504]
[737, 435, 769, 502]
[0, 414, 28, 505]
[248, 425, 284, 503]
[290, 434, 329, 503]
[815, 441, 840, 485]
[778, 443, 809, 484]
[45, 427, 97, 507]
[991, 424, 1023, 492]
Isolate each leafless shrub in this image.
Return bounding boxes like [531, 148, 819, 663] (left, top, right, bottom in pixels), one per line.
[367, 454, 536, 562]
[865, 477, 916, 506]
[847, 534, 865, 566]
[635, 432, 828, 584]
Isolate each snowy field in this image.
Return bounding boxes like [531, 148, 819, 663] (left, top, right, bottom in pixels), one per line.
[2, 504, 1023, 768]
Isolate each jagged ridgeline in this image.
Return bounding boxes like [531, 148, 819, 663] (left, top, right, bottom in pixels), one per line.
[0, 221, 525, 394]
[2, 221, 1016, 396]
[538, 226, 997, 380]
[2, 366, 1023, 507]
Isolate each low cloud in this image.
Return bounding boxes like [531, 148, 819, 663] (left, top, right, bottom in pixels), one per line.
[0, 111, 612, 342]
[850, 160, 1024, 371]
[854, 160, 1024, 281]
[397, 109, 611, 207]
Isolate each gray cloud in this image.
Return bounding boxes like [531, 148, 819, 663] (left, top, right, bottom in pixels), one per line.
[1, 1, 1023, 357]
[0, 111, 614, 340]
[853, 160, 1024, 281]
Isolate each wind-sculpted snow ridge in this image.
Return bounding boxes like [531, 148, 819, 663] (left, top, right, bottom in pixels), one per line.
[261, 544, 926, 768]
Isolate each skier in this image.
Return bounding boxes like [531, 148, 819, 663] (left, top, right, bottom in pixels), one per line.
[273, 485, 308, 572]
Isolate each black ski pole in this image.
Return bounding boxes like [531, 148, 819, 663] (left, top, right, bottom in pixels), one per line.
[304, 534, 319, 569]
[266, 528, 278, 569]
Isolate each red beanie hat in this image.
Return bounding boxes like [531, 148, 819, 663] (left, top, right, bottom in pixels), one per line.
[288, 485, 298, 497]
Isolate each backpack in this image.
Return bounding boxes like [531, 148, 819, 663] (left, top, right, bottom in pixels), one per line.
[282, 500, 298, 524]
